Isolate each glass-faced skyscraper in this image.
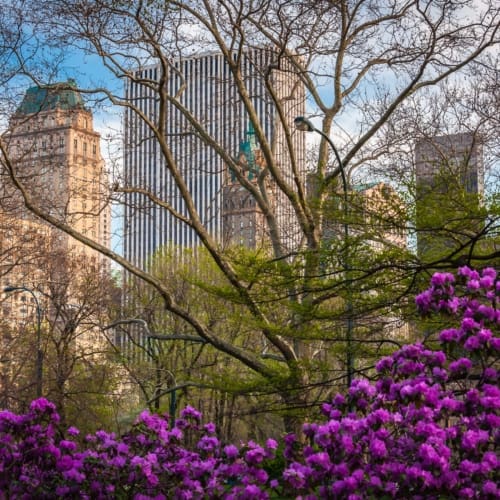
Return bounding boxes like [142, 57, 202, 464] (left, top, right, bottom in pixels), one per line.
[123, 49, 305, 269]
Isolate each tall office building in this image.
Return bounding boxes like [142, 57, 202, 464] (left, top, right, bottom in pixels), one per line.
[415, 133, 484, 257]
[124, 49, 305, 268]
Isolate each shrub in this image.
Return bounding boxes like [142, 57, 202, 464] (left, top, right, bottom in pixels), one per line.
[0, 267, 498, 498]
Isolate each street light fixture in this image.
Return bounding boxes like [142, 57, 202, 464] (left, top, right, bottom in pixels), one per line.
[4, 285, 43, 397]
[294, 116, 354, 387]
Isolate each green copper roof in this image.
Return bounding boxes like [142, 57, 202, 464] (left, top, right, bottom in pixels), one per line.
[16, 79, 85, 115]
[238, 123, 261, 179]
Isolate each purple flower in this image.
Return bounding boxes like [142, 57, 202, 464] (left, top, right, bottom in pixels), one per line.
[203, 422, 216, 434]
[481, 451, 499, 470]
[59, 440, 77, 451]
[467, 279, 480, 291]
[197, 436, 219, 452]
[63, 467, 85, 483]
[490, 337, 500, 351]
[56, 455, 74, 472]
[449, 358, 472, 374]
[306, 451, 331, 470]
[481, 267, 497, 279]
[67, 426, 79, 436]
[461, 429, 489, 451]
[369, 438, 387, 459]
[245, 445, 265, 465]
[483, 481, 498, 496]
[464, 335, 480, 351]
[415, 290, 433, 311]
[458, 266, 479, 280]
[432, 367, 448, 382]
[477, 304, 496, 321]
[283, 463, 310, 489]
[181, 406, 202, 421]
[266, 438, 278, 450]
[439, 328, 459, 342]
[117, 442, 129, 454]
[29, 398, 57, 414]
[431, 272, 455, 286]
[479, 275, 494, 289]
[461, 317, 478, 331]
[483, 367, 498, 382]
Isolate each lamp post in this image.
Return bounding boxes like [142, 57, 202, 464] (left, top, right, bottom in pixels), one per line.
[294, 116, 354, 387]
[4, 285, 43, 398]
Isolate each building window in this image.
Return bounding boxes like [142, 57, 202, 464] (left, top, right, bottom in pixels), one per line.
[83, 142, 87, 155]
[59, 137, 64, 148]
[74, 139, 77, 151]
[92, 144, 96, 156]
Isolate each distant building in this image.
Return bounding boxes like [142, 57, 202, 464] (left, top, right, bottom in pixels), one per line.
[320, 180, 406, 252]
[415, 133, 484, 258]
[415, 133, 484, 193]
[4, 80, 110, 260]
[350, 182, 407, 251]
[1, 80, 110, 329]
[123, 49, 305, 268]
[222, 125, 273, 248]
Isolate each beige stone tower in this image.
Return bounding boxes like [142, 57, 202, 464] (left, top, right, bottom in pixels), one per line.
[4, 80, 110, 261]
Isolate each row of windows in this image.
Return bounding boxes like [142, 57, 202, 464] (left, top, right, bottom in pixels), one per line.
[15, 134, 97, 158]
[73, 138, 97, 156]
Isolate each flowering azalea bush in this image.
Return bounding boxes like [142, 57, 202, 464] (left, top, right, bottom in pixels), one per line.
[0, 267, 498, 498]
[281, 266, 499, 499]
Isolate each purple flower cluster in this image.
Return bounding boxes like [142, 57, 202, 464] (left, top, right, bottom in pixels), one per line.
[0, 267, 498, 498]
[0, 401, 277, 499]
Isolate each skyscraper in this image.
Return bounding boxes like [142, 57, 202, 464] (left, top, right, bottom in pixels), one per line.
[123, 49, 305, 268]
[0, 82, 112, 403]
[4, 80, 110, 261]
[1, 81, 110, 320]
[415, 133, 484, 258]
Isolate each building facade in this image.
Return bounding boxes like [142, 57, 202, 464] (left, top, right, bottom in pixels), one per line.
[415, 133, 484, 258]
[351, 182, 407, 251]
[0, 81, 112, 404]
[123, 49, 305, 268]
[222, 124, 273, 249]
[4, 80, 110, 259]
[1, 80, 110, 329]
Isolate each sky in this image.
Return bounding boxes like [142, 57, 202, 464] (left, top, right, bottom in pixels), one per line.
[3, 3, 497, 260]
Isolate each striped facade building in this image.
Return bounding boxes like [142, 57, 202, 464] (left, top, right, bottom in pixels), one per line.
[123, 49, 305, 268]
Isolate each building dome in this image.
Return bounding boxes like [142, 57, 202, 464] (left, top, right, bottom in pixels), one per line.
[16, 79, 85, 115]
